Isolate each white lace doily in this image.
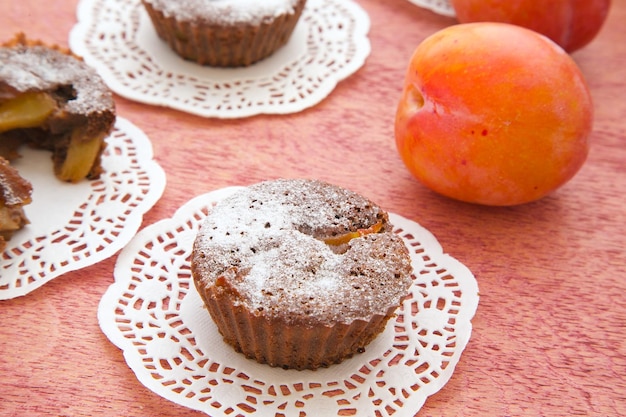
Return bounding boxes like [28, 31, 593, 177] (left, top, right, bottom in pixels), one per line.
[407, 0, 455, 17]
[0, 117, 166, 300]
[99, 186, 479, 416]
[69, 0, 371, 118]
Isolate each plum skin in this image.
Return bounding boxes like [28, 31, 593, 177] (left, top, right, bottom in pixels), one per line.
[394, 23, 593, 206]
[450, 0, 611, 52]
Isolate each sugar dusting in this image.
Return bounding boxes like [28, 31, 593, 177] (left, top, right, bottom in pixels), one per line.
[192, 179, 413, 325]
[142, 0, 302, 25]
[0, 44, 114, 114]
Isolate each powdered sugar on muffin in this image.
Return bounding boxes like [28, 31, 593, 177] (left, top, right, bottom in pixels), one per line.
[143, 0, 302, 25]
[193, 179, 412, 324]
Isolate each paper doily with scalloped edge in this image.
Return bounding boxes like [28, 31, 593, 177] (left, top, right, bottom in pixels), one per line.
[0, 117, 166, 300]
[407, 0, 455, 17]
[69, 0, 371, 119]
[99, 186, 479, 416]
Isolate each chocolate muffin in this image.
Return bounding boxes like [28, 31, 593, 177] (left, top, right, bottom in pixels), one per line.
[0, 33, 116, 183]
[191, 179, 413, 370]
[141, 0, 307, 67]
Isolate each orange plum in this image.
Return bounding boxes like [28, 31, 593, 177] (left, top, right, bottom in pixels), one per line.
[394, 23, 593, 206]
[451, 0, 611, 52]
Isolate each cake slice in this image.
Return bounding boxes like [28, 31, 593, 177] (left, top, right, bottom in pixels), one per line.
[0, 33, 116, 182]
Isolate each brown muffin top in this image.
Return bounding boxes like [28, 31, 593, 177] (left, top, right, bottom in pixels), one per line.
[0, 34, 115, 116]
[192, 179, 413, 326]
[142, 0, 303, 25]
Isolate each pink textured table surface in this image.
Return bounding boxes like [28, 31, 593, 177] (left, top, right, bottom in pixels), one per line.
[1, 1, 625, 415]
